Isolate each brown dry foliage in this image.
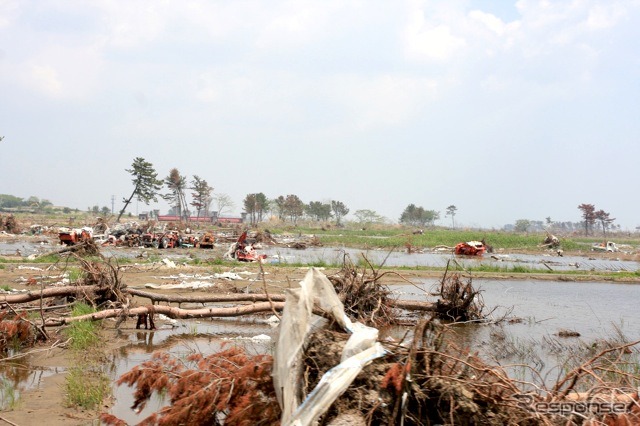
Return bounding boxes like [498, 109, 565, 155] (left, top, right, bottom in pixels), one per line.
[583, 395, 640, 425]
[0, 312, 36, 354]
[0, 214, 20, 233]
[102, 346, 281, 426]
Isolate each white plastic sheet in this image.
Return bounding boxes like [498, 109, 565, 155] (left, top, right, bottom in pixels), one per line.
[273, 268, 386, 426]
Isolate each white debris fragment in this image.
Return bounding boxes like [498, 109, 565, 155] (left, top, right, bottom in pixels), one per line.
[214, 272, 243, 280]
[18, 265, 43, 271]
[223, 334, 272, 342]
[157, 314, 180, 327]
[162, 258, 177, 268]
[252, 334, 271, 341]
[264, 315, 280, 325]
[144, 281, 216, 290]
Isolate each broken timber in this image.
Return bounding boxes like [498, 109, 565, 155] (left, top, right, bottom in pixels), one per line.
[0, 285, 437, 327]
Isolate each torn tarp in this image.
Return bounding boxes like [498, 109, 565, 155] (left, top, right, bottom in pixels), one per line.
[273, 268, 386, 426]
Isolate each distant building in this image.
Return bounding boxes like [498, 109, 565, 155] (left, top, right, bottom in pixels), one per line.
[217, 217, 243, 224]
[156, 214, 244, 224]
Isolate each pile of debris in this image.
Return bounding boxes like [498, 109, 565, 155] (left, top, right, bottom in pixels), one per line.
[541, 231, 561, 249]
[327, 254, 397, 327]
[224, 231, 267, 262]
[0, 214, 20, 234]
[2, 245, 637, 425]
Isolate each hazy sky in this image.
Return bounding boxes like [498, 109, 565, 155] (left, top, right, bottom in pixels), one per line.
[1, 0, 639, 229]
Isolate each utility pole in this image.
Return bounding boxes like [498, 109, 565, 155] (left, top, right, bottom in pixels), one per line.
[111, 195, 115, 214]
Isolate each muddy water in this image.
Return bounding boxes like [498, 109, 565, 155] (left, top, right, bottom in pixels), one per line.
[395, 278, 640, 341]
[260, 246, 639, 272]
[392, 278, 640, 388]
[2, 241, 638, 273]
[0, 361, 63, 409]
[107, 319, 276, 424]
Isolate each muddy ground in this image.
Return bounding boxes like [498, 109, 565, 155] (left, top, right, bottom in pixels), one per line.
[0, 243, 638, 425]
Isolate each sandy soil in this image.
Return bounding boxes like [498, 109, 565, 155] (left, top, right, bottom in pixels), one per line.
[0, 243, 637, 425]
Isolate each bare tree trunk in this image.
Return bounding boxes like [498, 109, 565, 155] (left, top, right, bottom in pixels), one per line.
[117, 183, 139, 223]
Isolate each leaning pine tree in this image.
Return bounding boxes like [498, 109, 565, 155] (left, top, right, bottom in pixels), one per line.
[116, 157, 163, 222]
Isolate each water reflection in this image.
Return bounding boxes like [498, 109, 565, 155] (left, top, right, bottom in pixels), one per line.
[0, 359, 64, 409]
[108, 318, 276, 424]
[387, 279, 640, 389]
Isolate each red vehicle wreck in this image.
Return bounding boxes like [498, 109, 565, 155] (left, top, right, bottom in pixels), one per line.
[454, 240, 487, 256]
[58, 227, 93, 246]
[226, 231, 267, 262]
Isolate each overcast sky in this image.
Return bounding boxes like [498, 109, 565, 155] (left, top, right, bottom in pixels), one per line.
[1, 0, 638, 229]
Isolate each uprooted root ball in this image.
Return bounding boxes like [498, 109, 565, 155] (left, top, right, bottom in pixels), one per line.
[327, 256, 397, 327]
[434, 272, 485, 322]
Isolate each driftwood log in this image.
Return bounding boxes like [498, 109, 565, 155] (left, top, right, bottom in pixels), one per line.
[0, 285, 437, 327]
[0, 286, 106, 304]
[44, 302, 288, 327]
[124, 288, 437, 312]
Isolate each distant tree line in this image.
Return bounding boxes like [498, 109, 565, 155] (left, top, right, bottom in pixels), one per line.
[8, 158, 625, 235]
[240, 194, 352, 226]
[0, 194, 54, 213]
[399, 204, 440, 227]
[508, 204, 617, 238]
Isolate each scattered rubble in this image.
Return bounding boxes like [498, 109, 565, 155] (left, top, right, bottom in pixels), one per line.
[541, 231, 561, 249]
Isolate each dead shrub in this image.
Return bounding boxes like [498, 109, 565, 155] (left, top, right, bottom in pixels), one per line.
[102, 347, 280, 426]
[432, 262, 486, 322]
[0, 312, 36, 354]
[327, 253, 397, 327]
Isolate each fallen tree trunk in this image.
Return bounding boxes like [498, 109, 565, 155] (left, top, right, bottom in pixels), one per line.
[2, 286, 437, 314]
[125, 289, 436, 311]
[124, 288, 287, 304]
[0, 286, 101, 304]
[43, 300, 437, 327]
[44, 302, 287, 326]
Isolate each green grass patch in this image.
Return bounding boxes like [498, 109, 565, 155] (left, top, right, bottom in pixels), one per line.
[63, 302, 110, 410]
[64, 303, 100, 351]
[276, 226, 638, 253]
[66, 267, 84, 283]
[0, 284, 11, 292]
[0, 377, 18, 410]
[202, 257, 226, 266]
[65, 365, 110, 410]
